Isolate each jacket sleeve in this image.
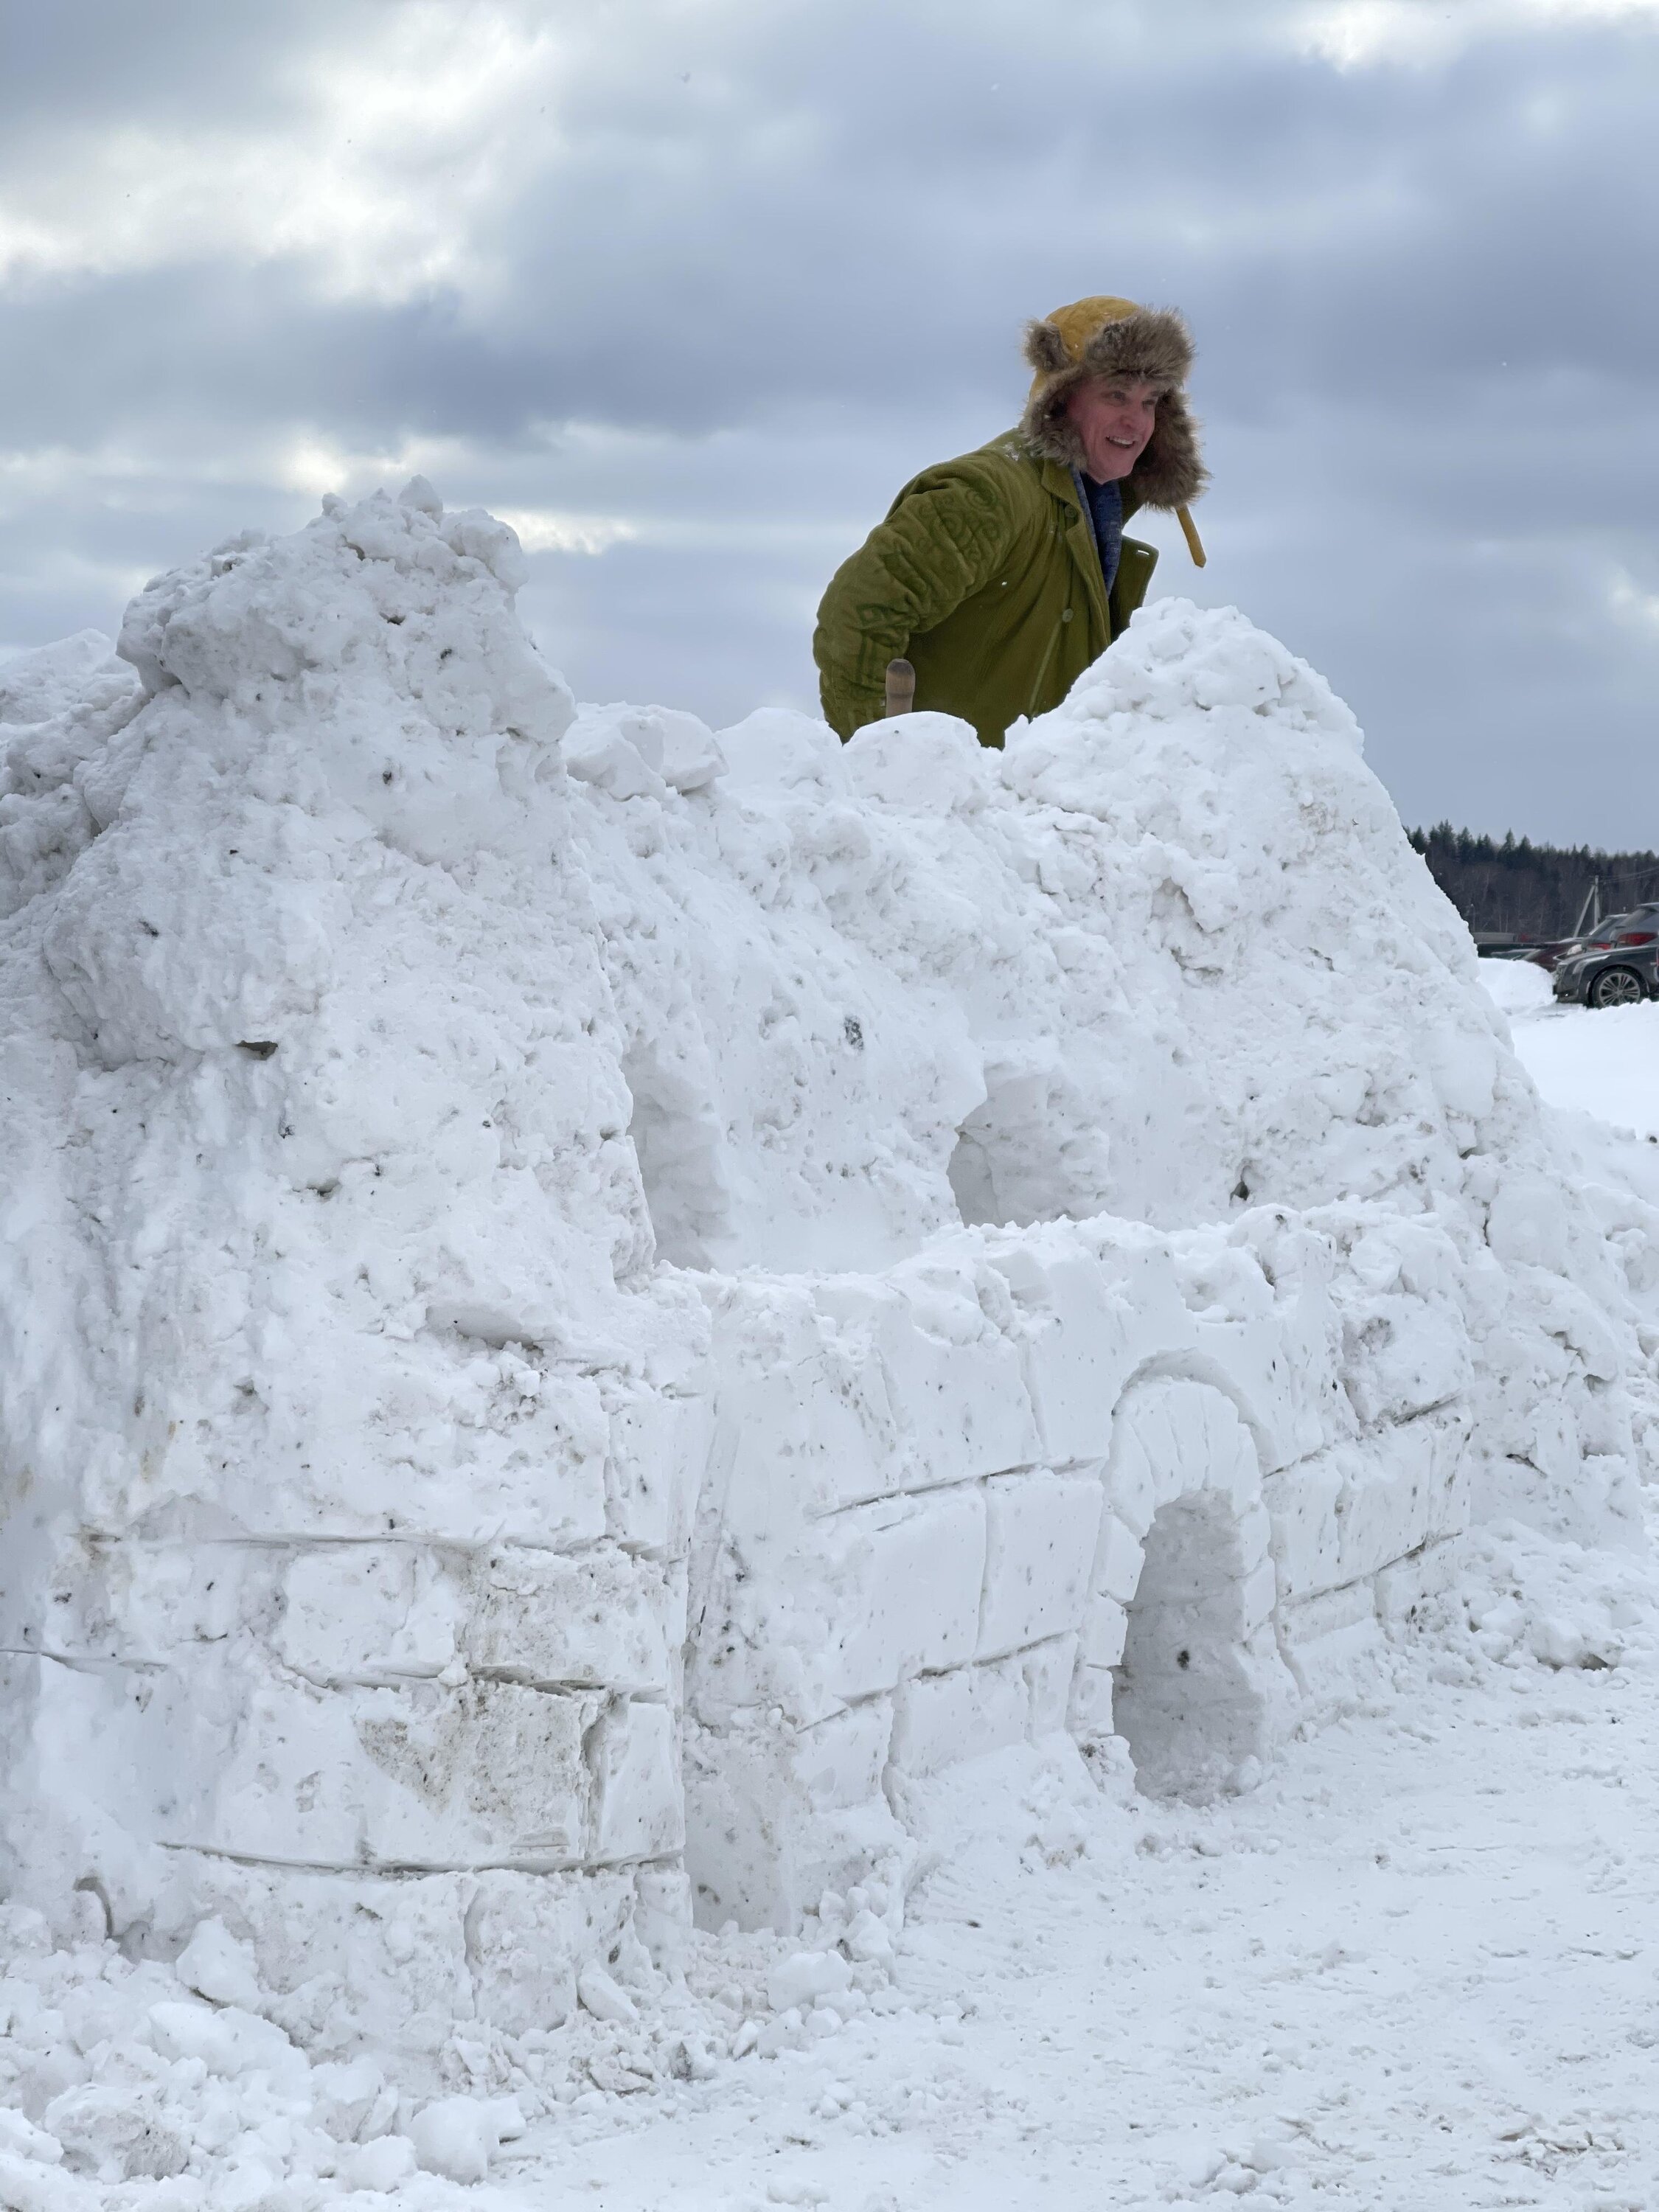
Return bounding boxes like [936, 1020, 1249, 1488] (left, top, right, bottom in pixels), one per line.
[813, 459, 1018, 739]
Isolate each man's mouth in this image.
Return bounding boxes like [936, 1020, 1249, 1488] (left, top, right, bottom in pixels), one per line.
[1107, 436, 1138, 448]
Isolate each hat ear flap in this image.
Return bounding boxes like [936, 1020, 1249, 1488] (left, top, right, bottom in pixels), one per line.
[1127, 385, 1208, 510]
[1022, 319, 1072, 377]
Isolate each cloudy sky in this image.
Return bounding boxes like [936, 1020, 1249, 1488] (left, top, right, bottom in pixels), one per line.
[3, 0, 1656, 844]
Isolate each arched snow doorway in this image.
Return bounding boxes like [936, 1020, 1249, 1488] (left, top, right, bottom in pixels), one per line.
[1071, 1377, 1295, 1801]
[620, 1038, 728, 1269]
[1116, 1489, 1268, 1800]
[947, 1054, 1112, 1229]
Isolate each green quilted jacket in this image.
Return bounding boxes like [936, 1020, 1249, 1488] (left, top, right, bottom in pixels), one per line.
[813, 431, 1158, 747]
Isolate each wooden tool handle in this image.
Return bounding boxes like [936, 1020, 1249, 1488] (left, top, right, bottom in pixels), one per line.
[883, 657, 916, 717]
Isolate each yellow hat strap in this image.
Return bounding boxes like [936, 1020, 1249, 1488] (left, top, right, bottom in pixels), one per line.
[1177, 504, 1206, 568]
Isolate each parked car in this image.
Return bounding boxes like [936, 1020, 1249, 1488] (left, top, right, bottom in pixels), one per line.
[1551, 905, 1659, 1007]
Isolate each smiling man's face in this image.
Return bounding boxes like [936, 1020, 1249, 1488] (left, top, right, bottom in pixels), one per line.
[1065, 375, 1159, 483]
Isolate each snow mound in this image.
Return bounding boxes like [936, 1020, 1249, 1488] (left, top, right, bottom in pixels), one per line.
[1478, 956, 1554, 1015]
[0, 482, 1650, 2075]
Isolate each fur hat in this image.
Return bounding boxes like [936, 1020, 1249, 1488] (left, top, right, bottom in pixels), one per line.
[1020, 295, 1207, 540]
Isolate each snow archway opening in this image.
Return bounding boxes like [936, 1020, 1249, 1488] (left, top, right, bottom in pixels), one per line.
[621, 1040, 727, 1269]
[947, 1057, 1111, 1229]
[1113, 1489, 1268, 1803]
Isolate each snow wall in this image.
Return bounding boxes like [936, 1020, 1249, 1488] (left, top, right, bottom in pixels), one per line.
[0, 481, 1650, 2053]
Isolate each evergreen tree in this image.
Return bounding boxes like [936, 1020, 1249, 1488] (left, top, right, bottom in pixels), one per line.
[1406, 829, 1659, 940]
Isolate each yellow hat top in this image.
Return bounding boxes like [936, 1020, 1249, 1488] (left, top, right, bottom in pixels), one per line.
[1025, 296, 1143, 395]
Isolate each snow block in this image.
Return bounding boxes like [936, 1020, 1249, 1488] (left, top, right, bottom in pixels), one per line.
[277, 1546, 461, 1681]
[241, 1675, 602, 1867]
[690, 1484, 987, 1726]
[1340, 1290, 1473, 1427]
[1240, 1556, 1278, 1634]
[981, 1234, 1197, 1467]
[467, 1545, 678, 1697]
[587, 1698, 683, 1864]
[790, 1700, 895, 1812]
[147, 1855, 639, 2052]
[1068, 1660, 1116, 1744]
[465, 1868, 644, 2035]
[1023, 1633, 1081, 1736]
[1078, 1589, 1129, 1667]
[1263, 1453, 1345, 1601]
[977, 1469, 1103, 1658]
[890, 1657, 1031, 1778]
[49, 1537, 671, 1702]
[824, 1486, 990, 1703]
[604, 1383, 712, 1557]
[15, 1651, 635, 1872]
[1277, 1581, 1384, 1708]
[682, 1713, 909, 1933]
[702, 1281, 902, 1528]
[151, 1857, 481, 2059]
[820, 1262, 1041, 1486]
[1371, 1538, 1460, 1627]
[1334, 1406, 1472, 1585]
[1092, 1514, 1147, 1607]
[204, 1363, 616, 1548]
[1189, 1283, 1343, 1474]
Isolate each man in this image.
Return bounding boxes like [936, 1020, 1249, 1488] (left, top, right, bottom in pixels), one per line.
[813, 295, 1207, 747]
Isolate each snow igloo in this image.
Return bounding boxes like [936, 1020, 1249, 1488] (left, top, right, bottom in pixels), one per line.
[0, 481, 1649, 2046]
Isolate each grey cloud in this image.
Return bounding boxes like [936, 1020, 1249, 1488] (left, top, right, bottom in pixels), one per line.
[7, 10, 1658, 437]
[0, 1, 386, 132]
[2, 0, 1657, 845]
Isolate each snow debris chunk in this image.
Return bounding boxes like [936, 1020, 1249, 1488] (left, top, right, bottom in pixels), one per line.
[41, 2087, 189, 2183]
[173, 1917, 262, 2011]
[397, 473, 444, 519]
[145, 2001, 309, 2096]
[576, 1963, 641, 2025]
[310, 2056, 397, 2143]
[765, 1950, 854, 2014]
[1445, 1522, 1658, 1674]
[0, 2110, 63, 2166]
[408, 2094, 518, 2183]
[844, 709, 989, 815]
[341, 2132, 418, 2191]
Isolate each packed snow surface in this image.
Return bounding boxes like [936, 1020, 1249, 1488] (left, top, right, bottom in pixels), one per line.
[1504, 982, 1659, 1144]
[0, 481, 1656, 2207]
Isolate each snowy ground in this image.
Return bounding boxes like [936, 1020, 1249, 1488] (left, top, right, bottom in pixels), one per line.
[1486, 959, 1659, 1253]
[512, 1599, 1659, 2212]
[1488, 956, 1659, 1146]
[13, 1574, 1659, 2212]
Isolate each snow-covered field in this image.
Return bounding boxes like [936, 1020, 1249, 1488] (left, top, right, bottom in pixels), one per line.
[1, 486, 1657, 2211]
[1490, 953, 1659, 1144]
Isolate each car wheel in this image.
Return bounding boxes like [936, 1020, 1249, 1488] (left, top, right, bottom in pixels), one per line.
[1588, 965, 1646, 1009]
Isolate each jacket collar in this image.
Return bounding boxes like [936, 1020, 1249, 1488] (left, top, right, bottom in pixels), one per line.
[1040, 458, 1110, 632]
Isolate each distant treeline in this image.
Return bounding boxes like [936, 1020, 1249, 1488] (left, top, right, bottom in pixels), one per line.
[1408, 825, 1659, 942]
